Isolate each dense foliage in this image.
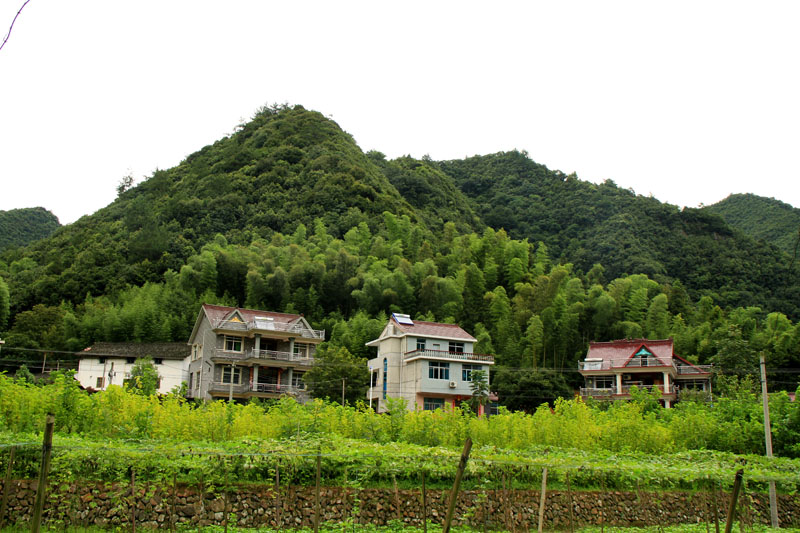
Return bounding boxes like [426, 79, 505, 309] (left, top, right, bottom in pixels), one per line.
[706, 193, 800, 256]
[1, 373, 799, 461]
[0, 207, 60, 251]
[436, 152, 800, 317]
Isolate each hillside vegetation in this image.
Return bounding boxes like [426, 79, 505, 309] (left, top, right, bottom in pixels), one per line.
[706, 193, 800, 256]
[0, 104, 798, 406]
[0, 207, 60, 251]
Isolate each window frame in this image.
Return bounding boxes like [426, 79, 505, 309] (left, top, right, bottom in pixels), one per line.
[416, 338, 426, 352]
[221, 365, 242, 384]
[224, 335, 243, 353]
[462, 363, 481, 382]
[428, 361, 450, 380]
[423, 397, 445, 411]
[448, 341, 464, 353]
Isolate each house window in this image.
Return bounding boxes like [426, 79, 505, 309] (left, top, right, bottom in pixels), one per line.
[448, 342, 464, 353]
[221, 365, 242, 384]
[462, 364, 482, 382]
[292, 372, 305, 389]
[224, 336, 243, 353]
[595, 377, 614, 389]
[154, 358, 163, 365]
[416, 338, 426, 352]
[423, 397, 445, 411]
[294, 343, 309, 358]
[188, 373, 194, 390]
[96, 377, 104, 389]
[429, 361, 450, 380]
[382, 358, 388, 400]
[371, 371, 378, 388]
[98, 357, 106, 364]
[126, 357, 136, 364]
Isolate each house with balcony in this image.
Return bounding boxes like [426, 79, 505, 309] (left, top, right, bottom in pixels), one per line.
[186, 304, 324, 401]
[366, 313, 494, 413]
[578, 338, 712, 408]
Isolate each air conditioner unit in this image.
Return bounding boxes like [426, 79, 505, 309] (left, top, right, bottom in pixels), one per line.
[448, 381, 457, 389]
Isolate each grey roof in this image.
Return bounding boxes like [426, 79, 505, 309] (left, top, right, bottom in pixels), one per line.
[79, 342, 190, 360]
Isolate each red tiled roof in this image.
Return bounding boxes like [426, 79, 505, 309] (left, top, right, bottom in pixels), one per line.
[392, 318, 476, 342]
[201, 304, 302, 325]
[586, 338, 673, 367]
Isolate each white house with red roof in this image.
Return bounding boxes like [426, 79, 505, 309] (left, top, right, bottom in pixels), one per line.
[366, 313, 495, 413]
[186, 304, 324, 401]
[578, 338, 712, 408]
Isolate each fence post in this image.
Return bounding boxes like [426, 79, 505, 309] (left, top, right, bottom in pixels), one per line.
[724, 469, 744, 533]
[130, 467, 136, 533]
[566, 471, 575, 533]
[421, 470, 428, 533]
[443, 437, 473, 533]
[31, 413, 55, 533]
[1, 446, 16, 528]
[537, 468, 547, 533]
[314, 451, 321, 533]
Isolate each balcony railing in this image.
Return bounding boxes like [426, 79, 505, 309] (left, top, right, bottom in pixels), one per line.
[212, 348, 314, 364]
[207, 382, 306, 395]
[676, 364, 712, 374]
[403, 349, 495, 364]
[580, 384, 676, 397]
[212, 319, 325, 340]
[249, 349, 314, 364]
[579, 359, 713, 374]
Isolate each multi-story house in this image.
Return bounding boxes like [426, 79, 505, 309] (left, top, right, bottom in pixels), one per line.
[366, 313, 494, 413]
[186, 304, 324, 401]
[578, 338, 712, 408]
[75, 342, 190, 394]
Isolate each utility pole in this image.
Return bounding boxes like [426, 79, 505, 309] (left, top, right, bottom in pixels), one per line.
[368, 365, 373, 410]
[341, 377, 346, 406]
[759, 353, 779, 528]
[228, 362, 236, 402]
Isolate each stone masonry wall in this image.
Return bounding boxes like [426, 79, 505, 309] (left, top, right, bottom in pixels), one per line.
[1, 479, 799, 530]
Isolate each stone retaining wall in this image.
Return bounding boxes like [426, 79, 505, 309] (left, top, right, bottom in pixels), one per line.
[2, 479, 799, 529]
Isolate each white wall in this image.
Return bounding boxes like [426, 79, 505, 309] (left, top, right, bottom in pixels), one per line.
[76, 357, 188, 394]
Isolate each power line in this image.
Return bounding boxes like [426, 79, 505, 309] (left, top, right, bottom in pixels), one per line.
[0, 0, 32, 53]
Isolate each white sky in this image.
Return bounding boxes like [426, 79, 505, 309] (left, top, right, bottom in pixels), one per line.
[1, 1, 799, 225]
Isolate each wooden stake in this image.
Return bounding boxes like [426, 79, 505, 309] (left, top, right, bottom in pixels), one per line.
[314, 452, 321, 533]
[275, 459, 281, 530]
[170, 471, 177, 533]
[0, 446, 16, 529]
[130, 467, 136, 533]
[713, 480, 720, 533]
[566, 472, 575, 533]
[724, 469, 744, 533]
[443, 437, 473, 533]
[537, 468, 548, 533]
[223, 457, 229, 533]
[393, 473, 402, 521]
[31, 413, 55, 533]
[421, 470, 428, 533]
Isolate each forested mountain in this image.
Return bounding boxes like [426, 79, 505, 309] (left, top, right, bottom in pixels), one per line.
[0, 104, 798, 406]
[436, 152, 800, 317]
[0, 207, 60, 251]
[706, 193, 800, 256]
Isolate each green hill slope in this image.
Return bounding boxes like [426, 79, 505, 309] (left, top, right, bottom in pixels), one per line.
[436, 151, 800, 316]
[706, 193, 800, 255]
[0, 207, 60, 251]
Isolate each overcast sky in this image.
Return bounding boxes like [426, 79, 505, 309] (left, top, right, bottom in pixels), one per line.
[1, 1, 798, 225]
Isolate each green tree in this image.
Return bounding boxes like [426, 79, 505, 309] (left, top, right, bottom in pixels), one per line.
[125, 357, 161, 396]
[0, 275, 9, 330]
[468, 369, 489, 414]
[304, 345, 369, 405]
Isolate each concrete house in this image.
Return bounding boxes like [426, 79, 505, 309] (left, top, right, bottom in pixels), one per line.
[186, 304, 325, 401]
[366, 313, 494, 413]
[75, 342, 190, 394]
[578, 338, 712, 408]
